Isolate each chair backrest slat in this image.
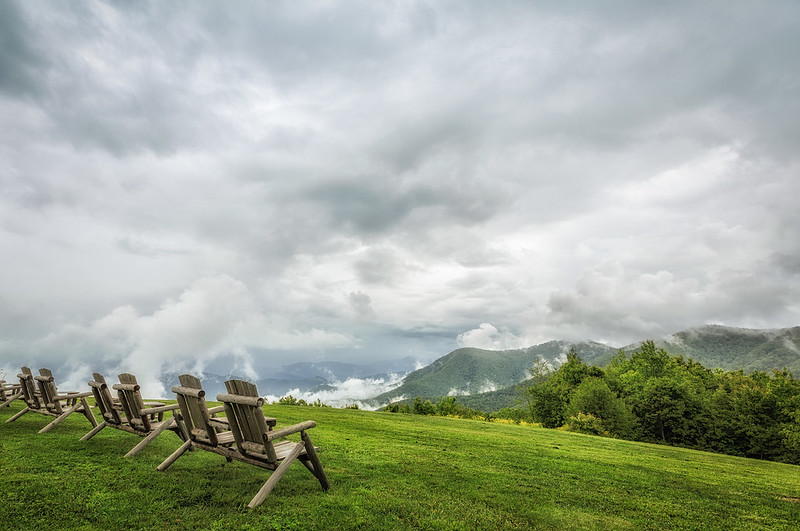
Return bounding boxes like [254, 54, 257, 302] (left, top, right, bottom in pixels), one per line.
[219, 379, 272, 460]
[0, 379, 14, 401]
[230, 386, 255, 442]
[18, 367, 41, 409]
[114, 373, 150, 432]
[35, 368, 62, 414]
[88, 373, 122, 425]
[172, 374, 218, 446]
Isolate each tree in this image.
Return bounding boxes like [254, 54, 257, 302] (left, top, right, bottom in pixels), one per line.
[632, 376, 693, 443]
[519, 357, 558, 426]
[608, 341, 703, 444]
[566, 376, 634, 438]
[412, 396, 436, 415]
[436, 396, 459, 416]
[522, 348, 595, 428]
[383, 401, 411, 414]
[557, 348, 592, 388]
[527, 380, 566, 428]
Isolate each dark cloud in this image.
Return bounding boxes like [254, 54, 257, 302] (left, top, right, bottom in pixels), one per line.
[354, 247, 405, 286]
[348, 291, 376, 320]
[773, 254, 800, 276]
[0, 1, 48, 98]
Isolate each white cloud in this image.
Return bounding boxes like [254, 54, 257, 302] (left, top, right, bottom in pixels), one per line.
[456, 323, 529, 351]
[20, 275, 354, 397]
[262, 373, 406, 410]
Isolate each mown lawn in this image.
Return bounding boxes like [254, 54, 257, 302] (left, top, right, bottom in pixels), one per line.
[1, 400, 798, 530]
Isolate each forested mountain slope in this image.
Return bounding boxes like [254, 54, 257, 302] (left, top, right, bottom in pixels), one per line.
[656, 325, 800, 374]
[373, 341, 616, 404]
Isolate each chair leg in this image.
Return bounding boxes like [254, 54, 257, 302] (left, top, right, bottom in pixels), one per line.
[126, 419, 173, 458]
[175, 415, 190, 442]
[6, 406, 31, 423]
[38, 404, 78, 434]
[157, 439, 192, 471]
[247, 442, 305, 509]
[79, 397, 98, 427]
[301, 430, 330, 491]
[80, 421, 108, 441]
[299, 456, 316, 474]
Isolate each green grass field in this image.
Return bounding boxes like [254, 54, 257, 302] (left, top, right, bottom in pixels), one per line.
[1, 401, 798, 530]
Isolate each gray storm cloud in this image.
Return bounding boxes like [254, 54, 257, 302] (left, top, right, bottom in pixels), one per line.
[1, 1, 799, 393]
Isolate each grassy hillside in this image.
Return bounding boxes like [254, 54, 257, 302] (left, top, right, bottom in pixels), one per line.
[2, 400, 799, 529]
[375, 341, 617, 405]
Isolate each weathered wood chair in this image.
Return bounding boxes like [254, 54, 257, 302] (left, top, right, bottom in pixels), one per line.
[80, 373, 186, 457]
[3, 367, 37, 413]
[158, 375, 329, 508]
[6, 367, 98, 434]
[0, 378, 23, 408]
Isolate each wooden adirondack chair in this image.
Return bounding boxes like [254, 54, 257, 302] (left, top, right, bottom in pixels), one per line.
[6, 367, 98, 434]
[158, 375, 329, 508]
[3, 367, 38, 414]
[0, 378, 23, 408]
[80, 373, 186, 457]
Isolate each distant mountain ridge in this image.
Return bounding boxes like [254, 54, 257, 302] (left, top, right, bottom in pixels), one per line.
[373, 341, 617, 405]
[373, 325, 800, 408]
[656, 325, 800, 374]
[60, 325, 798, 406]
[157, 357, 419, 402]
[273, 358, 419, 380]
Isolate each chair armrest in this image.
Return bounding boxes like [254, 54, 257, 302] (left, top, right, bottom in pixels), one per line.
[208, 417, 230, 430]
[266, 420, 316, 441]
[208, 405, 225, 415]
[54, 391, 94, 400]
[140, 403, 180, 416]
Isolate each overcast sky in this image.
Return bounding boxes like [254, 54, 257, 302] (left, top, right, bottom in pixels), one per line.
[2, 1, 799, 389]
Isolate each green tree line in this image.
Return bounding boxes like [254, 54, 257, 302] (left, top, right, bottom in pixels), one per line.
[521, 341, 800, 464]
[383, 395, 489, 420]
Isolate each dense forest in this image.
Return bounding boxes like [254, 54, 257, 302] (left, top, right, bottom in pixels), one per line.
[385, 341, 800, 465]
